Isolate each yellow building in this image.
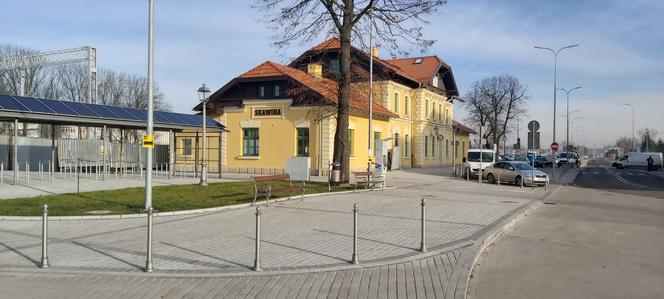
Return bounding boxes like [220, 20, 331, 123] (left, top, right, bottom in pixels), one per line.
[176, 38, 475, 176]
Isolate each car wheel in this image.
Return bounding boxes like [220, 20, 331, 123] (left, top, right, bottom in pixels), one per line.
[515, 176, 522, 186]
[487, 173, 495, 184]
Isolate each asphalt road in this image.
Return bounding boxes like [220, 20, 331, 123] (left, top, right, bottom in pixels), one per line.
[467, 159, 664, 299]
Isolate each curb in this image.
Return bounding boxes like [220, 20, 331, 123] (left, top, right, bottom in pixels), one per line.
[454, 199, 543, 299]
[0, 186, 397, 221]
[0, 235, 473, 279]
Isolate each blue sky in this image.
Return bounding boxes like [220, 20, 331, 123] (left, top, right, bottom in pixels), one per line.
[2, 0, 663, 147]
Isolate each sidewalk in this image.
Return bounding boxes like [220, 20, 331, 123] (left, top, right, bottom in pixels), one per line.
[0, 167, 548, 298]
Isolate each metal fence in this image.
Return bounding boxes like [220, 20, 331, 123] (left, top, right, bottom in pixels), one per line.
[0, 135, 169, 172]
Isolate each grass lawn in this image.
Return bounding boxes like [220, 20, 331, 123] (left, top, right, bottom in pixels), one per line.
[0, 181, 354, 216]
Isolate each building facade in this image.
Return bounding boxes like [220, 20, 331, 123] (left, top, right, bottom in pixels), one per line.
[175, 38, 474, 175]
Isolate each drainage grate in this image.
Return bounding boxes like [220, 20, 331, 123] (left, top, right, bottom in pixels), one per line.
[499, 200, 518, 204]
[543, 202, 556, 205]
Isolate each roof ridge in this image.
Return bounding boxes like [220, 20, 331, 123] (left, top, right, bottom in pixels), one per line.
[386, 55, 440, 61]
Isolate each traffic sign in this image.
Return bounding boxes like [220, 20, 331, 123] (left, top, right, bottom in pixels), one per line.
[551, 142, 559, 152]
[528, 120, 540, 132]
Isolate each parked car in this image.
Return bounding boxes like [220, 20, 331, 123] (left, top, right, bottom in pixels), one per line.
[557, 152, 580, 167]
[484, 161, 549, 186]
[613, 152, 663, 169]
[534, 155, 554, 168]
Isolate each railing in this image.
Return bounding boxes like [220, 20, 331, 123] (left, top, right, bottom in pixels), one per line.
[38, 160, 53, 182]
[17, 161, 30, 183]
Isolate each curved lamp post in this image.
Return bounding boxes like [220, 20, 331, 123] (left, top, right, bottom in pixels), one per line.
[198, 84, 211, 186]
[558, 86, 581, 152]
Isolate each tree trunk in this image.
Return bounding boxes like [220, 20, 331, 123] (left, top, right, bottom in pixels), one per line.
[332, 0, 354, 183]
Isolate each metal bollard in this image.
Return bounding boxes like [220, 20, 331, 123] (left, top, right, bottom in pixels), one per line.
[41, 204, 50, 268]
[545, 178, 549, 191]
[254, 206, 262, 271]
[520, 175, 524, 189]
[466, 167, 470, 182]
[497, 169, 501, 187]
[351, 204, 359, 264]
[1, 161, 3, 186]
[145, 207, 154, 273]
[420, 198, 427, 252]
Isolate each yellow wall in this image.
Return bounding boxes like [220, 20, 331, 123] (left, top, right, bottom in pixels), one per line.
[175, 80, 464, 175]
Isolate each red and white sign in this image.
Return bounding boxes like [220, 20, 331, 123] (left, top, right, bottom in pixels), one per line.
[551, 142, 559, 152]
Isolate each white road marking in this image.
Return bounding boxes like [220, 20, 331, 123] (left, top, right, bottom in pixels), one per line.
[613, 173, 647, 188]
[626, 173, 634, 176]
[637, 173, 645, 176]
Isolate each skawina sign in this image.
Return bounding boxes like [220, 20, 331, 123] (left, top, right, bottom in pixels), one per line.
[253, 107, 283, 118]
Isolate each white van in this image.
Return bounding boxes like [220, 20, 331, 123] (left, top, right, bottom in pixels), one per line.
[465, 149, 496, 177]
[613, 152, 663, 169]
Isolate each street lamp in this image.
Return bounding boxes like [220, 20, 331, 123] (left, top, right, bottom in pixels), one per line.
[572, 123, 584, 145]
[619, 103, 635, 152]
[198, 84, 211, 186]
[144, 0, 155, 273]
[534, 44, 579, 147]
[558, 86, 581, 152]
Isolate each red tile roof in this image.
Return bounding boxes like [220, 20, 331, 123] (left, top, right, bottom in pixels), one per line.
[310, 37, 341, 51]
[453, 120, 476, 134]
[302, 38, 422, 85]
[385, 56, 446, 84]
[238, 61, 395, 118]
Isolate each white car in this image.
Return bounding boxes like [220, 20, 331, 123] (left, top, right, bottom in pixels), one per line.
[464, 149, 495, 178]
[556, 152, 580, 167]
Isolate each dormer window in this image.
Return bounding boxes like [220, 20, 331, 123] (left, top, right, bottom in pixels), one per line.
[274, 85, 281, 97]
[258, 86, 265, 97]
[414, 58, 423, 64]
[432, 75, 439, 88]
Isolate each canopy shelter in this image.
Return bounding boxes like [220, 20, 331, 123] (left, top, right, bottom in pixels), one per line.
[0, 93, 227, 185]
[0, 94, 226, 131]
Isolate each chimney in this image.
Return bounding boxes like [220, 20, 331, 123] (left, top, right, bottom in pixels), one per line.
[371, 47, 379, 58]
[307, 63, 322, 78]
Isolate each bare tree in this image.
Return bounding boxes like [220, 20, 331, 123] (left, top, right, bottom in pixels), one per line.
[615, 136, 634, 155]
[253, 0, 448, 181]
[464, 75, 528, 154]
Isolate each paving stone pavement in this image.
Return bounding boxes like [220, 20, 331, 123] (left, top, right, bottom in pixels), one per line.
[0, 168, 548, 298]
[0, 247, 468, 298]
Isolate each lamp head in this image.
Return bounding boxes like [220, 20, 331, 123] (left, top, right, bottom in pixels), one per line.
[198, 83, 210, 102]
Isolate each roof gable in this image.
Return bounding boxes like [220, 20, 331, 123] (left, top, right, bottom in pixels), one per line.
[207, 61, 395, 119]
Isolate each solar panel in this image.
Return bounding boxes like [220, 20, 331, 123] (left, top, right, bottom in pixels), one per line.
[154, 111, 179, 124]
[124, 108, 146, 120]
[0, 95, 28, 111]
[0, 94, 226, 131]
[132, 109, 148, 121]
[153, 111, 172, 124]
[87, 104, 120, 119]
[19, 97, 55, 114]
[62, 101, 101, 118]
[40, 99, 78, 115]
[106, 106, 139, 120]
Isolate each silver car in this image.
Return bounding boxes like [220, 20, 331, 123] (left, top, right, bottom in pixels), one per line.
[484, 161, 549, 186]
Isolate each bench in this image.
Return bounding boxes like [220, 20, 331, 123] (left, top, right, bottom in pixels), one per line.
[252, 173, 305, 205]
[352, 171, 385, 191]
